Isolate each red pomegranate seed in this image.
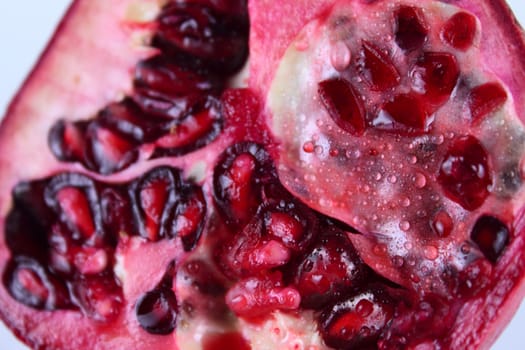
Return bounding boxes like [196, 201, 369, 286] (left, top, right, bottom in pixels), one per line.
[319, 289, 394, 349]
[358, 41, 401, 91]
[140, 178, 169, 241]
[56, 187, 96, 239]
[411, 52, 459, 106]
[225, 272, 300, 317]
[441, 12, 477, 50]
[4, 257, 72, 310]
[377, 93, 431, 133]
[438, 135, 492, 210]
[394, 6, 428, 51]
[430, 210, 454, 238]
[136, 261, 178, 334]
[290, 230, 368, 308]
[318, 77, 366, 135]
[468, 82, 508, 123]
[172, 188, 206, 251]
[87, 125, 139, 175]
[136, 288, 178, 335]
[266, 212, 304, 246]
[471, 216, 510, 263]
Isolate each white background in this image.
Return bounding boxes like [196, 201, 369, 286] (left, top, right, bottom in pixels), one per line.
[1, 1, 525, 349]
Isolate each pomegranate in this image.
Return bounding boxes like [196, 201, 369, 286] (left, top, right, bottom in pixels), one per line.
[1, 0, 525, 349]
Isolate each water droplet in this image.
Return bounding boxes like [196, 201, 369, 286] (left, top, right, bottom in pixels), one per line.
[460, 243, 471, 254]
[375, 172, 382, 181]
[399, 221, 411, 231]
[414, 173, 427, 188]
[400, 197, 411, 207]
[423, 245, 439, 260]
[393, 255, 405, 267]
[314, 145, 324, 155]
[362, 185, 370, 193]
[303, 141, 314, 153]
[404, 242, 413, 250]
[316, 119, 324, 128]
[408, 155, 417, 164]
[329, 148, 339, 157]
[435, 134, 445, 145]
[389, 175, 398, 184]
[330, 41, 351, 71]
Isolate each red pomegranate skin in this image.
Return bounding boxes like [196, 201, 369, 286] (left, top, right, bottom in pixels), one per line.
[0, 1, 525, 350]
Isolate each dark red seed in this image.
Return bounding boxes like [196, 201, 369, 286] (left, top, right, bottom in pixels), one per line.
[468, 82, 508, 123]
[430, 210, 454, 238]
[170, 185, 207, 251]
[441, 12, 477, 50]
[154, 2, 249, 74]
[3, 257, 72, 310]
[411, 52, 459, 106]
[85, 123, 139, 175]
[438, 135, 492, 210]
[48, 120, 88, 163]
[225, 271, 300, 318]
[319, 288, 394, 349]
[394, 6, 428, 51]
[72, 272, 123, 322]
[358, 41, 401, 91]
[290, 230, 368, 309]
[471, 216, 510, 263]
[136, 288, 178, 335]
[376, 93, 431, 133]
[213, 142, 277, 228]
[318, 77, 366, 135]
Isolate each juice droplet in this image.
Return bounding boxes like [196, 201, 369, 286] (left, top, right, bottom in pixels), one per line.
[399, 220, 411, 231]
[303, 141, 315, 153]
[330, 41, 352, 71]
[414, 172, 427, 188]
[423, 245, 439, 260]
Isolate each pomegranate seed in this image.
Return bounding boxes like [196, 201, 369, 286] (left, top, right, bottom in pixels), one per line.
[86, 124, 139, 175]
[377, 93, 431, 133]
[468, 82, 508, 123]
[225, 272, 301, 317]
[430, 210, 454, 238]
[56, 187, 96, 239]
[136, 261, 178, 334]
[290, 230, 368, 308]
[438, 135, 492, 210]
[154, 2, 249, 74]
[319, 288, 394, 349]
[394, 6, 428, 51]
[3, 257, 71, 310]
[171, 186, 207, 251]
[48, 120, 88, 162]
[213, 142, 277, 228]
[140, 177, 170, 241]
[441, 12, 477, 50]
[136, 288, 178, 335]
[318, 77, 366, 136]
[411, 52, 459, 106]
[358, 41, 401, 91]
[471, 216, 510, 263]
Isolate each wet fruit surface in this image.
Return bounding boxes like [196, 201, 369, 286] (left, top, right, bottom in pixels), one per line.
[1, 0, 525, 350]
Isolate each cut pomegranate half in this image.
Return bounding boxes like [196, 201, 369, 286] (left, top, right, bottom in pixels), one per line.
[1, 0, 525, 350]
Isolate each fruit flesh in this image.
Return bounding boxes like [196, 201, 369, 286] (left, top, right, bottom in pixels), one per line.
[1, 0, 524, 350]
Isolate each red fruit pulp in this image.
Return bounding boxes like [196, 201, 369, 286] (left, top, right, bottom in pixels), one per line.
[1, 0, 525, 350]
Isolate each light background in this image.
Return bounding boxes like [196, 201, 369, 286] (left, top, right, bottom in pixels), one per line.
[0, 1, 525, 349]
